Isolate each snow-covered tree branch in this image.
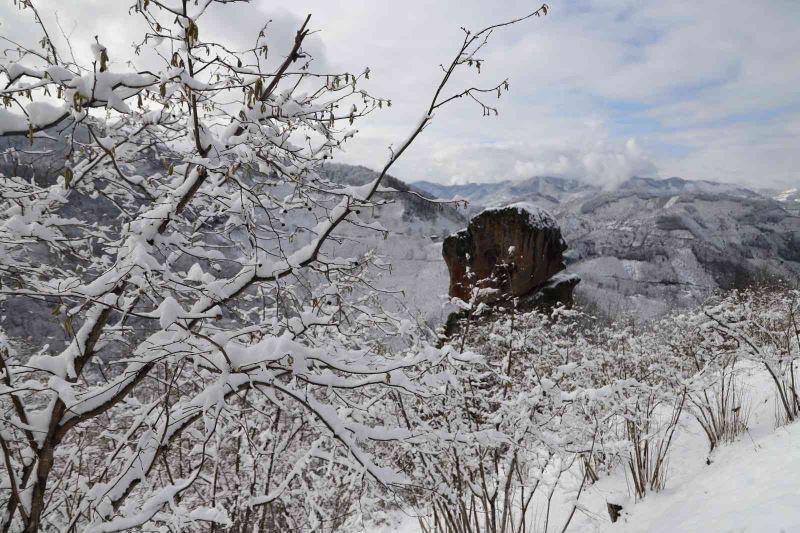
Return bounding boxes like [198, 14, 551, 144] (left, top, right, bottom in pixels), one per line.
[0, 1, 549, 530]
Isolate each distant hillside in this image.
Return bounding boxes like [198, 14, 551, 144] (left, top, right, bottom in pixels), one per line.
[413, 176, 590, 212]
[0, 146, 469, 344]
[414, 175, 800, 318]
[320, 163, 466, 228]
[2, 131, 797, 326]
[774, 187, 800, 214]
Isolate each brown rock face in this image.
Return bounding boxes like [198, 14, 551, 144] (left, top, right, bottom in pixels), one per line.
[442, 203, 578, 307]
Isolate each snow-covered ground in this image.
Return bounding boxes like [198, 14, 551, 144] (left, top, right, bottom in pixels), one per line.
[591, 421, 800, 533]
[572, 363, 800, 533]
[384, 363, 800, 533]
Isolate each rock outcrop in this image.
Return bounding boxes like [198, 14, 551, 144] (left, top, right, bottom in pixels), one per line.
[442, 203, 579, 308]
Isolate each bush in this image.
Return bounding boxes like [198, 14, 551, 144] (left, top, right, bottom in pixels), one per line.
[703, 288, 800, 425]
[420, 286, 800, 529]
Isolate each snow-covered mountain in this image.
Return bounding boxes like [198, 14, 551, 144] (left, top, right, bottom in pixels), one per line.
[774, 187, 800, 214]
[410, 174, 800, 318]
[413, 175, 591, 211]
[313, 165, 800, 320]
[414, 175, 765, 210]
[2, 135, 797, 328]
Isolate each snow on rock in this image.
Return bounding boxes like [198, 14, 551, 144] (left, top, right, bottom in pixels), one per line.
[480, 201, 558, 230]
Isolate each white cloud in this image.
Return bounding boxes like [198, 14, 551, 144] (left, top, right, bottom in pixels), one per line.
[424, 135, 656, 189]
[2, 0, 797, 189]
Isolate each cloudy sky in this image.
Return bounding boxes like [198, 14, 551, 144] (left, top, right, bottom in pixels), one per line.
[2, 0, 798, 189]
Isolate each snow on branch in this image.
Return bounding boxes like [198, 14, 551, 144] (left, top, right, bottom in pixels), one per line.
[0, 1, 551, 530]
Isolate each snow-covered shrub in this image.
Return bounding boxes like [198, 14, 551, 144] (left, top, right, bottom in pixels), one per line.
[581, 319, 689, 501]
[703, 288, 800, 425]
[415, 306, 614, 533]
[424, 301, 734, 526]
[619, 384, 686, 500]
[426, 286, 800, 527]
[0, 2, 549, 531]
[666, 311, 751, 451]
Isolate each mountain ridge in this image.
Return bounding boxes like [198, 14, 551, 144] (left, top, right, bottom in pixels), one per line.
[409, 172, 800, 318]
[1, 136, 797, 325]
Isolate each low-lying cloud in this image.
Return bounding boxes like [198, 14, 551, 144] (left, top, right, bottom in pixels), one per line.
[424, 137, 657, 189]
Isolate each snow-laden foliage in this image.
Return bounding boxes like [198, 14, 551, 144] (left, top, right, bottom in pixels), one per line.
[420, 285, 798, 532]
[0, 1, 550, 531]
[700, 287, 800, 424]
